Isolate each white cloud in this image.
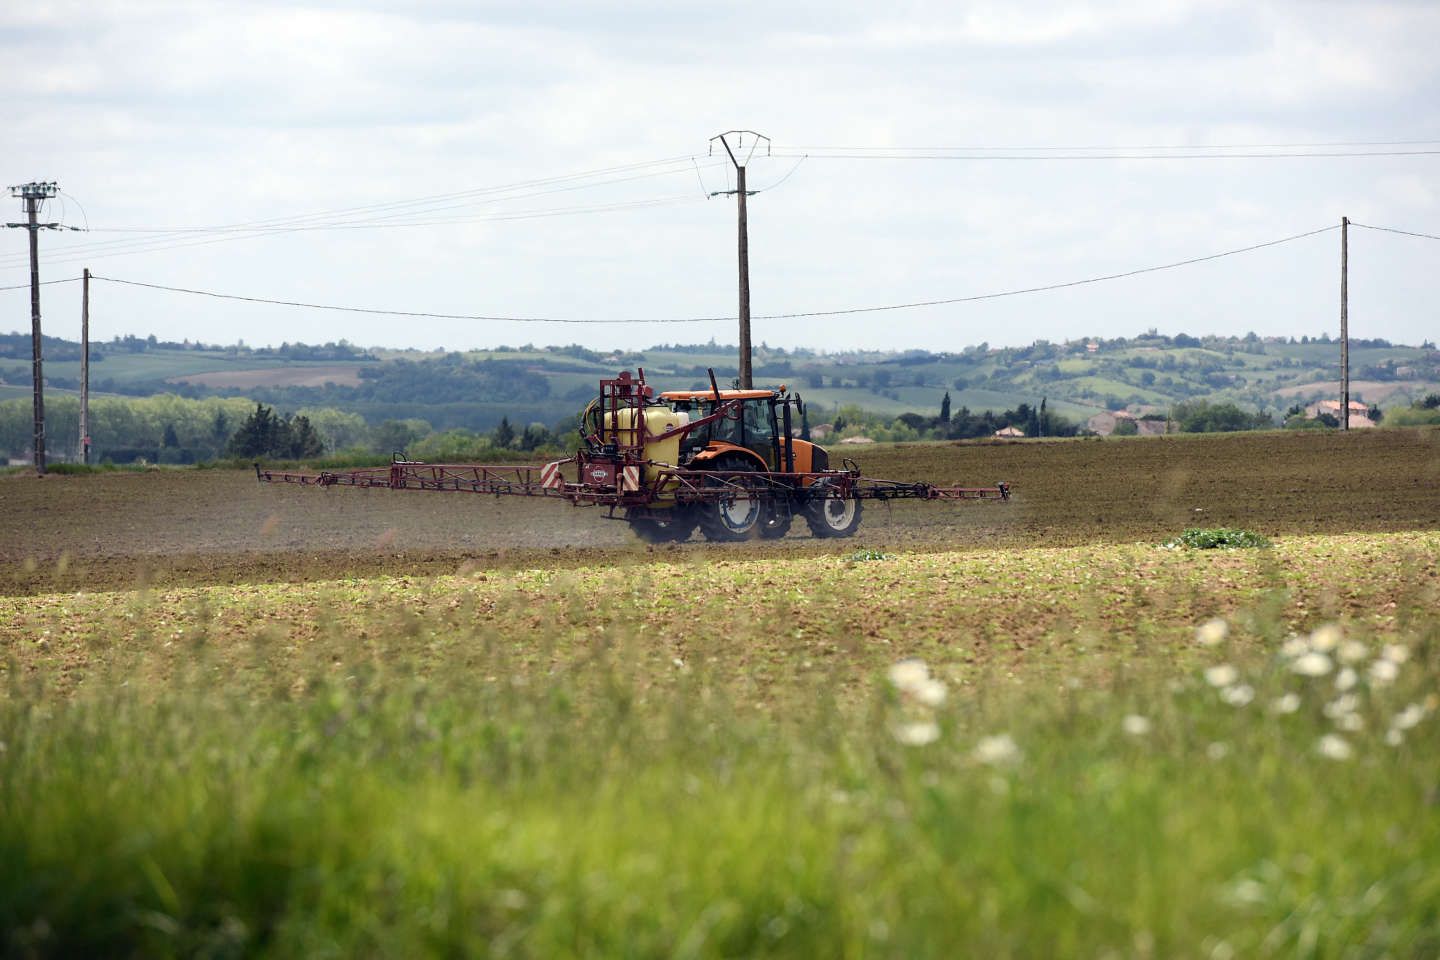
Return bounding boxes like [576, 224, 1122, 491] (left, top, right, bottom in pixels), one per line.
[2, 0, 1438, 351]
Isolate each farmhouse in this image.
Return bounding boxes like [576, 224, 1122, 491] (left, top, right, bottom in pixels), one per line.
[1304, 399, 1375, 428]
[994, 426, 1025, 438]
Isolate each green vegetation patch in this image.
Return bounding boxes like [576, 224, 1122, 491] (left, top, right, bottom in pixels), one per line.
[1, 534, 1438, 956]
[1164, 528, 1273, 550]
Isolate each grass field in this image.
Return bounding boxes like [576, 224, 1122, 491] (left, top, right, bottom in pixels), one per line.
[2, 429, 1439, 956]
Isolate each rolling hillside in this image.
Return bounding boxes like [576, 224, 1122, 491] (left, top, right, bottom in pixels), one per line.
[2, 330, 1437, 435]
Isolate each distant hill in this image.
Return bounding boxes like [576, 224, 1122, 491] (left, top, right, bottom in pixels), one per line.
[2, 330, 1437, 433]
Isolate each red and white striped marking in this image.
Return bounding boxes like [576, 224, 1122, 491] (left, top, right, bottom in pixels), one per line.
[540, 461, 564, 490]
[621, 465, 641, 492]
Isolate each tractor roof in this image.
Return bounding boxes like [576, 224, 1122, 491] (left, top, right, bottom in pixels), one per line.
[660, 389, 777, 402]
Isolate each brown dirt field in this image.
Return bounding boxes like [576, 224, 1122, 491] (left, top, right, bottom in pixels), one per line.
[0, 427, 1437, 596]
[167, 365, 365, 388]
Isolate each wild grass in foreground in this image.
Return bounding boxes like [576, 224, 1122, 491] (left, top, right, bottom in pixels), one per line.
[3, 597, 1438, 957]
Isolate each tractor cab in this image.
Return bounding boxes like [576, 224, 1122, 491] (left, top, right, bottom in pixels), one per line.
[660, 387, 826, 475]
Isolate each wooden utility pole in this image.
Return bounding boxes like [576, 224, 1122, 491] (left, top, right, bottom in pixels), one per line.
[710, 131, 770, 389]
[80, 267, 91, 464]
[5, 181, 60, 474]
[1340, 216, 1349, 431]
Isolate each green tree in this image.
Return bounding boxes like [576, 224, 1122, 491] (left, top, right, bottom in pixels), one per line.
[493, 416, 516, 449]
[372, 419, 431, 455]
[226, 404, 326, 459]
[285, 415, 325, 459]
[227, 404, 286, 457]
[939, 391, 951, 424]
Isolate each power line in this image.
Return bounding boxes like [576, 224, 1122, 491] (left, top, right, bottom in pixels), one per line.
[770, 149, 1440, 161]
[72, 223, 1340, 326]
[747, 224, 1341, 320]
[1, 183, 718, 271]
[779, 138, 1440, 152]
[87, 275, 714, 324]
[0, 157, 721, 268]
[1351, 222, 1440, 242]
[0, 276, 81, 292]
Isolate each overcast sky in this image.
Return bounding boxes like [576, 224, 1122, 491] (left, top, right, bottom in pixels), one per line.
[3, 0, 1438, 353]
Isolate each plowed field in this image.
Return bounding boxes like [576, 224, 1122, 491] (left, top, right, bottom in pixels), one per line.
[1, 427, 1437, 595]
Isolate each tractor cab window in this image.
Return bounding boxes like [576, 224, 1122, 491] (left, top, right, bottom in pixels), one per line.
[742, 399, 773, 448]
[710, 402, 742, 446]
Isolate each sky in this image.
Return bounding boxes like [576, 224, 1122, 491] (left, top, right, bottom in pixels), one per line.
[3, 0, 1438, 354]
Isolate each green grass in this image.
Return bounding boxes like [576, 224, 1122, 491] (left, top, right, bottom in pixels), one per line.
[3, 533, 1439, 955]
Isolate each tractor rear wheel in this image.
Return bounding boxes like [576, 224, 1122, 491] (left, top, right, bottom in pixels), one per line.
[804, 479, 863, 538]
[627, 507, 697, 543]
[698, 455, 765, 542]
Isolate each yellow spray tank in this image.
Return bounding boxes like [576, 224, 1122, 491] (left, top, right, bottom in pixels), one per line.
[604, 403, 690, 500]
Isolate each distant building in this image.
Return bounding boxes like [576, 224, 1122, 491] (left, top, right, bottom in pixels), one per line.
[994, 426, 1025, 438]
[1087, 410, 1170, 437]
[1135, 419, 1170, 437]
[1085, 410, 1134, 436]
[1304, 399, 1374, 428]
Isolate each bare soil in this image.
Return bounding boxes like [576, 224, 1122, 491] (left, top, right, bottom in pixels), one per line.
[1, 427, 1437, 596]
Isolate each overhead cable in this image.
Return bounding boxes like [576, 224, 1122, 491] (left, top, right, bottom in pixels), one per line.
[88, 275, 713, 324]
[0, 157, 718, 267]
[746, 225, 1341, 320]
[1351, 222, 1440, 242]
[0, 276, 82, 292]
[770, 149, 1440, 161]
[779, 138, 1440, 152]
[75, 224, 1339, 325]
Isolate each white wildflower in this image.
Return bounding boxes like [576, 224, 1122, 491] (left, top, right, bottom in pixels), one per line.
[1195, 618, 1229, 647]
[1280, 634, 1309, 658]
[1270, 693, 1302, 714]
[973, 734, 1021, 766]
[1121, 714, 1152, 736]
[1369, 658, 1399, 686]
[1337, 640, 1369, 664]
[1207, 742, 1230, 761]
[1316, 734, 1353, 761]
[1334, 667, 1358, 692]
[892, 720, 940, 746]
[888, 658, 930, 692]
[1205, 664, 1240, 688]
[1393, 703, 1427, 731]
[1334, 712, 1365, 732]
[1308, 624, 1342, 653]
[910, 677, 948, 708]
[1385, 729, 1404, 747]
[1323, 694, 1360, 719]
[1220, 684, 1255, 707]
[1291, 652, 1333, 677]
[1380, 644, 1411, 665]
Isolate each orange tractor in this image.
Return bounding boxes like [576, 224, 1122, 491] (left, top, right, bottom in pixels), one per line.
[258, 369, 1009, 541]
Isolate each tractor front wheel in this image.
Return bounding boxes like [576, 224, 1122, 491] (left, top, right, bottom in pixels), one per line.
[698, 455, 764, 542]
[804, 479, 863, 538]
[759, 504, 793, 539]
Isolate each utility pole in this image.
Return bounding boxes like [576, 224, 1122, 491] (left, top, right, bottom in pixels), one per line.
[710, 131, 770, 389]
[1340, 215, 1350, 431]
[80, 267, 91, 464]
[6, 181, 61, 474]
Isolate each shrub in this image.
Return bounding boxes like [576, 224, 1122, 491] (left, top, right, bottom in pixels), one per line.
[1163, 528, 1271, 549]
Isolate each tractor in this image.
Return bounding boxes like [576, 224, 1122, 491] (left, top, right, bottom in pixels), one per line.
[257, 369, 1010, 540]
